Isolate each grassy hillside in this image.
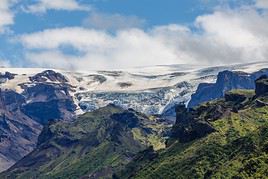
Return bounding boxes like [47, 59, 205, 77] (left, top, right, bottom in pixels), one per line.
[4, 78, 268, 179]
[116, 89, 268, 178]
[1, 105, 167, 179]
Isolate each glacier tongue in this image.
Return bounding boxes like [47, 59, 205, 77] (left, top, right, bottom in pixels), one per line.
[76, 81, 194, 116]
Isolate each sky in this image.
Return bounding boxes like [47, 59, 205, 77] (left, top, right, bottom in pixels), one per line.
[0, 0, 267, 70]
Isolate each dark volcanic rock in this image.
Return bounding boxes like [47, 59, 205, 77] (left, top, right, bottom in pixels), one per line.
[118, 82, 132, 88]
[0, 90, 42, 172]
[189, 69, 268, 108]
[29, 70, 68, 83]
[169, 104, 215, 143]
[0, 72, 16, 84]
[225, 92, 248, 103]
[0, 70, 77, 172]
[111, 111, 139, 128]
[255, 75, 268, 96]
[21, 83, 76, 124]
[223, 90, 255, 112]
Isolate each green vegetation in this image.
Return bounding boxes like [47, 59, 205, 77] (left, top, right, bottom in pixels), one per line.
[3, 81, 268, 178]
[226, 89, 255, 96]
[1, 105, 167, 179]
[116, 90, 268, 179]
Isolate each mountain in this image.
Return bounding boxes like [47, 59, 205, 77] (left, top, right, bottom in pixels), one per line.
[115, 76, 268, 178]
[0, 70, 76, 172]
[188, 68, 268, 108]
[0, 62, 268, 172]
[0, 105, 168, 179]
[0, 62, 267, 120]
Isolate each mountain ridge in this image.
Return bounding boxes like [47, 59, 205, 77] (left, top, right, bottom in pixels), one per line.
[188, 69, 268, 107]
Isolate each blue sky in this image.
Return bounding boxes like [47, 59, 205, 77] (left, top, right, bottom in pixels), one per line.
[0, 0, 267, 70]
[11, 0, 212, 34]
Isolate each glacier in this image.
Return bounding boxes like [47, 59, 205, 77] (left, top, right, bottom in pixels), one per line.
[1, 61, 268, 121]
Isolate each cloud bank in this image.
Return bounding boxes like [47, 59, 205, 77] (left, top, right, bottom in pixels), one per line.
[18, 2, 268, 70]
[26, 0, 90, 13]
[0, 0, 17, 33]
[256, 0, 268, 9]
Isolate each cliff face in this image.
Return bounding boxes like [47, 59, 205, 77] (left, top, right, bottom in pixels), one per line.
[188, 69, 268, 108]
[0, 90, 42, 172]
[0, 70, 77, 172]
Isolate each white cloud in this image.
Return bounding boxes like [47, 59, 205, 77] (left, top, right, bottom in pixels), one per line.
[20, 27, 112, 50]
[82, 12, 145, 31]
[0, 0, 17, 33]
[26, 0, 90, 13]
[256, 0, 268, 9]
[192, 8, 268, 63]
[19, 4, 268, 70]
[21, 27, 182, 70]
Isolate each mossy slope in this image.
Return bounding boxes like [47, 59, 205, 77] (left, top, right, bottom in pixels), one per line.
[1, 105, 166, 179]
[116, 89, 268, 179]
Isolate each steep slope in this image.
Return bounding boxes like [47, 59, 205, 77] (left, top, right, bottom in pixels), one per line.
[188, 69, 268, 108]
[115, 77, 268, 179]
[1, 105, 168, 179]
[0, 90, 42, 172]
[0, 70, 76, 172]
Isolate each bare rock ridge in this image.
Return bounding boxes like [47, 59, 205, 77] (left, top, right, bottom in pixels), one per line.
[188, 69, 268, 108]
[29, 70, 69, 83]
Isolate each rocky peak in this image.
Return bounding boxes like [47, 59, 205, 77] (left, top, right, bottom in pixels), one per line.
[216, 70, 253, 89]
[29, 70, 68, 83]
[0, 72, 16, 84]
[0, 71, 77, 171]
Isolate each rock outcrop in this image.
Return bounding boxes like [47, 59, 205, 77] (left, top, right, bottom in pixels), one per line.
[255, 75, 268, 96]
[189, 69, 268, 108]
[169, 104, 215, 144]
[0, 72, 16, 84]
[29, 70, 68, 83]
